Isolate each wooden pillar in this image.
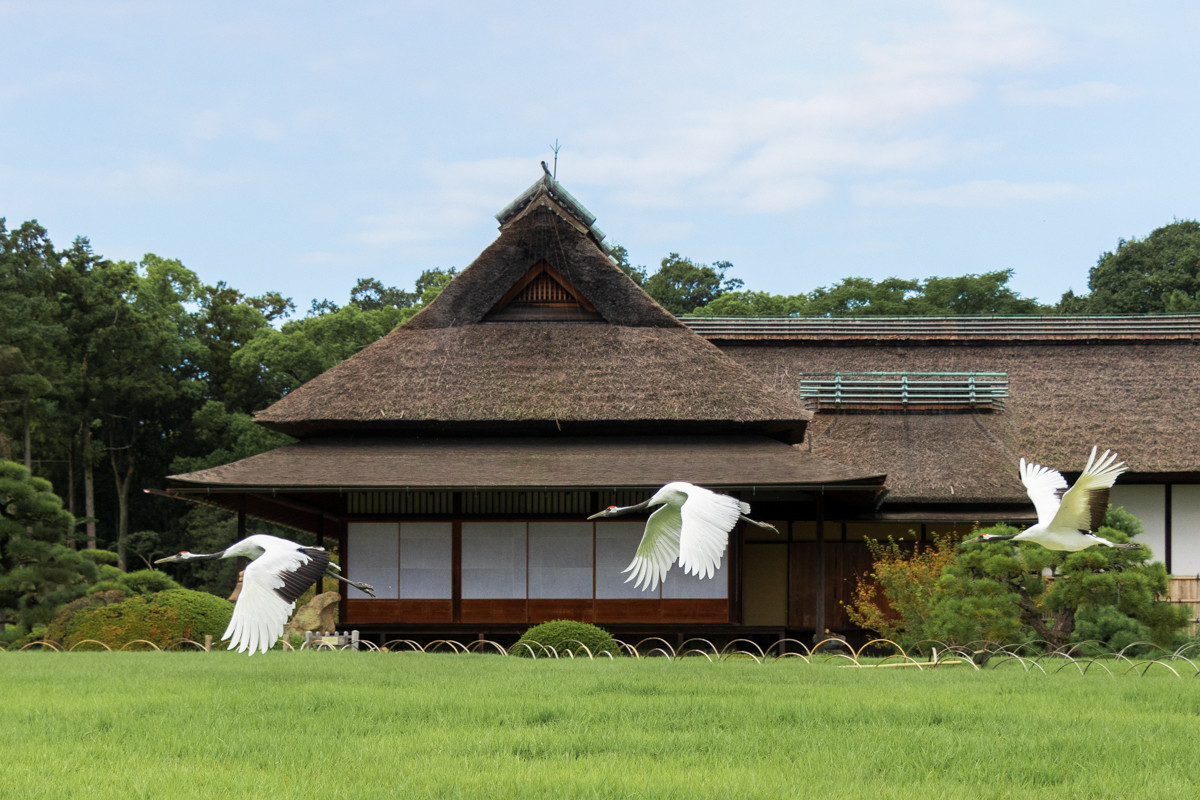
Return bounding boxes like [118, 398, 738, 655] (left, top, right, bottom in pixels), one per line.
[1165, 484, 1173, 573]
[316, 514, 325, 595]
[814, 492, 826, 635]
[730, 516, 743, 624]
[451, 520, 462, 623]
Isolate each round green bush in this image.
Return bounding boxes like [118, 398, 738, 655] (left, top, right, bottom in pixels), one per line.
[52, 588, 233, 650]
[78, 549, 120, 566]
[115, 569, 182, 595]
[510, 619, 621, 658]
[43, 589, 128, 644]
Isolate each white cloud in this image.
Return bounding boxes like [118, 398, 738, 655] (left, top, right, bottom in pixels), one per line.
[350, 159, 530, 248]
[859, 0, 1061, 78]
[422, 1, 1071, 217]
[853, 178, 1085, 208]
[1000, 80, 1131, 107]
[1, 160, 246, 207]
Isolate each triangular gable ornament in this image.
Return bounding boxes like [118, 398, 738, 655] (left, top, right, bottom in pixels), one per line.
[484, 260, 600, 321]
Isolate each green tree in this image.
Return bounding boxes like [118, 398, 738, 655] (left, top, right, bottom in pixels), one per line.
[348, 277, 415, 311]
[408, 267, 458, 314]
[235, 304, 403, 399]
[919, 270, 1044, 315]
[608, 244, 647, 285]
[0, 220, 63, 468]
[170, 401, 293, 475]
[0, 347, 53, 465]
[238, 268, 458, 399]
[0, 460, 98, 638]
[62, 255, 204, 568]
[844, 532, 961, 651]
[48, 237, 123, 550]
[686, 269, 1045, 318]
[690, 290, 811, 317]
[642, 253, 742, 315]
[192, 279, 293, 412]
[929, 508, 1188, 652]
[1062, 220, 1200, 313]
[808, 276, 921, 316]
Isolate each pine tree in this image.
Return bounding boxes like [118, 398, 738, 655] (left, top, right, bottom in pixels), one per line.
[0, 460, 98, 638]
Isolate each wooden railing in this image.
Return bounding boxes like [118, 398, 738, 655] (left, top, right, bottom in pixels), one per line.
[799, 372, 1008, 411]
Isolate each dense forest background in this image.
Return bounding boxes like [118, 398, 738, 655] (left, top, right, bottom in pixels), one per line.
[2, 216, 1199, 585]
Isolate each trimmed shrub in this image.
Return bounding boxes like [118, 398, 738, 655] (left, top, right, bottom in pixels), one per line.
[44, 589, 128, 644]
[52, 588, 233, 650]
[79, 549, 120, 567]
[510, 619, 621, 658]
[89, 567, 183, 598]
[113, 569, 181, 595]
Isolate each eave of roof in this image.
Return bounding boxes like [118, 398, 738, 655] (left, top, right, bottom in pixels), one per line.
[167, 435, 886, 493]
[255, 313, 811, 441]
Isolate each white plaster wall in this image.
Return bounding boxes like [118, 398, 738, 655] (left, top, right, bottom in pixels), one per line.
[346, 522, 399, 599]
[399, 522, 452, 598]
[1110, 485, 1166, 563]
[461, 522, 527, 598]
[1171, 485, 1200, 576]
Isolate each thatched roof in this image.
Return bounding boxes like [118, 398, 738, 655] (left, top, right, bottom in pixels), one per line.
[495, 170, 611, 254]
[168, 435, 884, 492]
[256, 198, 810, 441]
[685, 315, 1200, 342]
[721, 339, 1200, 503]
[404, 201, 675, 330]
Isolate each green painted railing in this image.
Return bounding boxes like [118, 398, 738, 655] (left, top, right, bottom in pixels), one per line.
[799, 371, 1008, 411]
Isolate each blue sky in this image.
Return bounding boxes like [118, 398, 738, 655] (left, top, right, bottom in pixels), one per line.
[2, 1, 1197, 313]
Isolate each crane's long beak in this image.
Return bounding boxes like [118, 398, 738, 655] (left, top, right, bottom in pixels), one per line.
[153, 555, 181, 564]
[587, 499, 652, 520]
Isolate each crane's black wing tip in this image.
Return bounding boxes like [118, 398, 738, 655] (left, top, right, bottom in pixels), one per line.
[274, 548, 332, 603]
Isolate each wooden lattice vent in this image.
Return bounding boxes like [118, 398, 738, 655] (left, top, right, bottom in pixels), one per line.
[485, 261, 601, 321]
[800, 372, 1008, 412]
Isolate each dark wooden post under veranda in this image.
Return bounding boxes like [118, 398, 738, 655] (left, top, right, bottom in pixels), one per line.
[814, 491, 826, 636]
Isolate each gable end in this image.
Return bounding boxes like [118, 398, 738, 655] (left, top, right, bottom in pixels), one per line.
[484, 261, 601, 322]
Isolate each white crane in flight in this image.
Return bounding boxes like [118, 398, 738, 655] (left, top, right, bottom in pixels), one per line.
[155, 534, 375, 655]
[588, 481, 778, 592]
[963, 447, 1140, 551]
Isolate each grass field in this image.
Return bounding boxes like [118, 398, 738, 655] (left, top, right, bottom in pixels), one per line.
[4, 652, 1199, 799]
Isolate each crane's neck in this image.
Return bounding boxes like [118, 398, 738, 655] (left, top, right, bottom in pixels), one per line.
[612, 498, 655, 517]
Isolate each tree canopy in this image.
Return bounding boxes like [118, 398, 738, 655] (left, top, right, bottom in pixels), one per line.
[1059, 220, 1200, 313]
[847, 510, 1189, 655]
[0, 216, 456, 581]
[689, 269, 1046, 317]
[0, 460, 98, 638]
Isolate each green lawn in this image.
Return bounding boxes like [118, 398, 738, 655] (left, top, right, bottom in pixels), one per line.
[3, 652, 1198, 799]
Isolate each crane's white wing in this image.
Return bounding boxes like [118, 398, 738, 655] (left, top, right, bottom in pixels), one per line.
[223, 545, 329, 655]
[1048, 447, 1126, 533]
[623, 503, 682, 592]
[1019, 457, 1068, 527]
[677, 485, 741, 580]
